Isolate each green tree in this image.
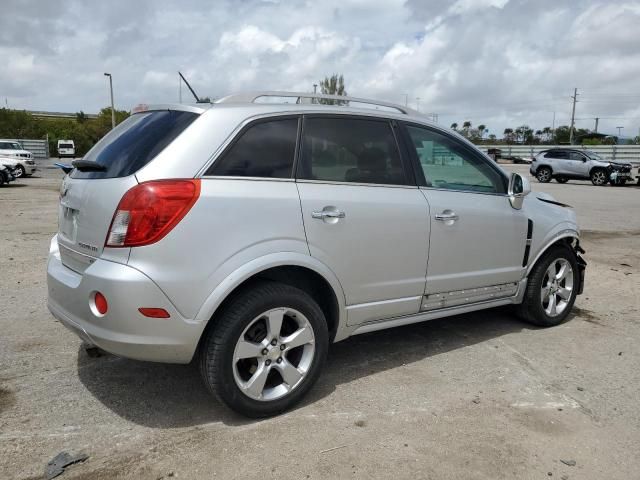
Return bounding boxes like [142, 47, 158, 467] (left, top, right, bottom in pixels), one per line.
[319, 74, 347, 105]
[503, 128, 514, 143]
[478, 124, 486, 138]
[450, 122, 458, 130]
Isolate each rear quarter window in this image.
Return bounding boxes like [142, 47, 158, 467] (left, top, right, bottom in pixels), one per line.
[71, 110, 198, 179]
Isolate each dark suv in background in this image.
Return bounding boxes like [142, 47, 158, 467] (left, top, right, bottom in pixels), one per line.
[530, 148, 633, 186]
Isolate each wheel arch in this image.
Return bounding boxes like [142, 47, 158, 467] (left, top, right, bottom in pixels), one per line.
[535, 163, 553, 175]
[526, 231, 579, 276]
[194, 253, 347, 348]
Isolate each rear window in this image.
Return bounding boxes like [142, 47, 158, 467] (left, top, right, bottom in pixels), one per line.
[71, 110, 198, 179]
[59, 143, 73, 149]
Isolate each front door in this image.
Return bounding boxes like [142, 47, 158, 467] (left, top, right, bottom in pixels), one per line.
[296, 116, 430, 325]
[402, 124, 528, 303]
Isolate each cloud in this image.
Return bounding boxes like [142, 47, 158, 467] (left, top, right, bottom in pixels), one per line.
[0, 0, 639, 136]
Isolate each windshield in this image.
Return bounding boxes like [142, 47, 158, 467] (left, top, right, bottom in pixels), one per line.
[71, 110, 198, 179]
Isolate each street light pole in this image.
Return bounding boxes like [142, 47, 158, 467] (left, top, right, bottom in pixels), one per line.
[104, 73, 115, 129]
[616, 126, 624, 138]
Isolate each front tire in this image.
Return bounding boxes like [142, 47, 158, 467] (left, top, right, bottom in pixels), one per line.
[590, 169, 607, 186]
[200, 281, 328, 418]
[536, 167, 552, 183]
[14, 165, 25, 178]
[517, 244, 579, 327]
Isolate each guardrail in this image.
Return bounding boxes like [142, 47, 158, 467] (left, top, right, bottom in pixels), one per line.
[483, 144, 640, 166]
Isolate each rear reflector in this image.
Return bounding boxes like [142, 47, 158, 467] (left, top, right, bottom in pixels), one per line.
[94, 292, 108, 315]
[106, 179, 200, 247]
[138, 307, 171, 318]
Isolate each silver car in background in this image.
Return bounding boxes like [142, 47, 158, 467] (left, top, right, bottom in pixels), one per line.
[531, 148, 633, 185]
[47, 92, 586, 417]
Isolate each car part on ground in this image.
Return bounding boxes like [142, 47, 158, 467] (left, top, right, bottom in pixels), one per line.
[47, 91, 584, 417]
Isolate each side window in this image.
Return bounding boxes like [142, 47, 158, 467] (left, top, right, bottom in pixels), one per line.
[405, 125, 505, 194]
[546, 150, 567, 159]
[569, 152, 584, 161]
[206, 118, 298, 178]
[298, 117, 407, 185]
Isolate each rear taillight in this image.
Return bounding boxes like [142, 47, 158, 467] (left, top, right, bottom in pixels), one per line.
[106, 179, 200, 247]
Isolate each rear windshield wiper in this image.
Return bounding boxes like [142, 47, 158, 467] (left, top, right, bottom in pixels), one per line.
[72, 160, 107, 172]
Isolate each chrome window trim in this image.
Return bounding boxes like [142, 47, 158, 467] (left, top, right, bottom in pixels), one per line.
[200, 175, 295, 183]
[419, 185, 509, 197]
[296, 178, 418, 189]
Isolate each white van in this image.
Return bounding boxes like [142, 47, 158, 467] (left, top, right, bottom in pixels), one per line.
[57, 140, 76, 158]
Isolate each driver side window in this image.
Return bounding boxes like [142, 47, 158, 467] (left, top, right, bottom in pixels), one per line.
[405, 125, 505, 194]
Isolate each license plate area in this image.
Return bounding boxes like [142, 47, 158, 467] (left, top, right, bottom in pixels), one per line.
[60, 205, 79, 242]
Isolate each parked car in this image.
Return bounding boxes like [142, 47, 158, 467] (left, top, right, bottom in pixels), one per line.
[57, 139, 76, 158]
[0, 163, 16, 185]
[47, 92, 586, 417]
[530, 148, 633, 185]
[0, 140, 37, 177]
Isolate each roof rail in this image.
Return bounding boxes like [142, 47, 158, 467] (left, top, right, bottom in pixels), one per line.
[215, 91, 418, 115]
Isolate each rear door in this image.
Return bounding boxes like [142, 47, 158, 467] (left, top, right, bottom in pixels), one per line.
[57, 109, 199, 272]
[545, 150, 569, 174]
[296, 116, 430, 326]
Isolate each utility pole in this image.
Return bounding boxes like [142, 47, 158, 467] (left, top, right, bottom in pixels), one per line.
[104, 73, 115, 129]
[403, 94, 408, 107]
[569, 87, 578, 144]
[616, 126, 624, 137]
[594, 117, 599, 133]
[416, 97, 420, 112]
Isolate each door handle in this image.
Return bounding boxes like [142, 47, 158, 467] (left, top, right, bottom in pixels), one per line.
[434, 211, 459, 222]
[312, 210, 346, 220]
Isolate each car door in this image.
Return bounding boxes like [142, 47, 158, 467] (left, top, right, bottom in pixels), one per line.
[401, 123, 528, 306]
[296, 115, 430, 326]
[546, 150, 569, 174]
[568, 151, 589, 176]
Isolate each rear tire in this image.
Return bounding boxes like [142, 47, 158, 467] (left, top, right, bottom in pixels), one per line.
[200, 281, 328, 418]
[536, 167, 552, 183]
[556, 177, 568, 184]
[590, 169, 607, 186]
[516, 244, 579, 327]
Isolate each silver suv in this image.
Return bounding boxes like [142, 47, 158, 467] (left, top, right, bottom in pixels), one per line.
[531, 148, 633, 186]
[47, 92, 586, 417]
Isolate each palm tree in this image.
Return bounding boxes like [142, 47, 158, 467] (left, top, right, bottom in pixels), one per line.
[462, 121, 472, 137]
[503, 128, 514, 144]
[450, 122, 458, 130]
[478, 124, 486, 138]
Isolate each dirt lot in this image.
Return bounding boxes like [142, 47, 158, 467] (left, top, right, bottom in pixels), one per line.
[1, 164, 639, 479]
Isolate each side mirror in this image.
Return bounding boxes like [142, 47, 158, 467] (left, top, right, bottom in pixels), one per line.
[508, 173, 530, 210]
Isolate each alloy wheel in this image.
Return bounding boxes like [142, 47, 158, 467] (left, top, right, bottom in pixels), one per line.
[592, 170, 607, 185]
[232, 307, 316, 401]
[540, 258, 574, 317]
[537, 169, 551, 182]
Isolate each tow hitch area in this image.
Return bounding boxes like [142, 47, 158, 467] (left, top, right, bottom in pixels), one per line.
[575, 241, 586, 295]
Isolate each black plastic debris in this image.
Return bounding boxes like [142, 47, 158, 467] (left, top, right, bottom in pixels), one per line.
[45, 451, 89, 479]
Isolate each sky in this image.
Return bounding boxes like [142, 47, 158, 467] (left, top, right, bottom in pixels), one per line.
[2, 0, 640, 138]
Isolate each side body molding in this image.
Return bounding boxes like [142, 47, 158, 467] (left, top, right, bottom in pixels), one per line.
[194, 252, 348, 339]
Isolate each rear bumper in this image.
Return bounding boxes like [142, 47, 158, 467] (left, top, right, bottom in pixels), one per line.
[47, 235, 203, 363]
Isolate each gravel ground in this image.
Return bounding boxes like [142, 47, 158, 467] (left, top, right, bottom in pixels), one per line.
[1, 163, 639, 479]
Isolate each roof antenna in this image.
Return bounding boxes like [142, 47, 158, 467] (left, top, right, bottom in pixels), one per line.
[178, 71, 203, 103]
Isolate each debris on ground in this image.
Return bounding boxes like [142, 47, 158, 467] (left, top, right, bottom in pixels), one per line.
[319, 445, 347, 454]
[560, 459, 576, 467]
[576, 387, 584, 391]
[45, 451, 89, 479]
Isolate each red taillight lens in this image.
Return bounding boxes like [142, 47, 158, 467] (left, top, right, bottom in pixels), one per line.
[106, 179, 200, 247]
[94, 292, 108, 315]
[138, 307, 171, 318]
